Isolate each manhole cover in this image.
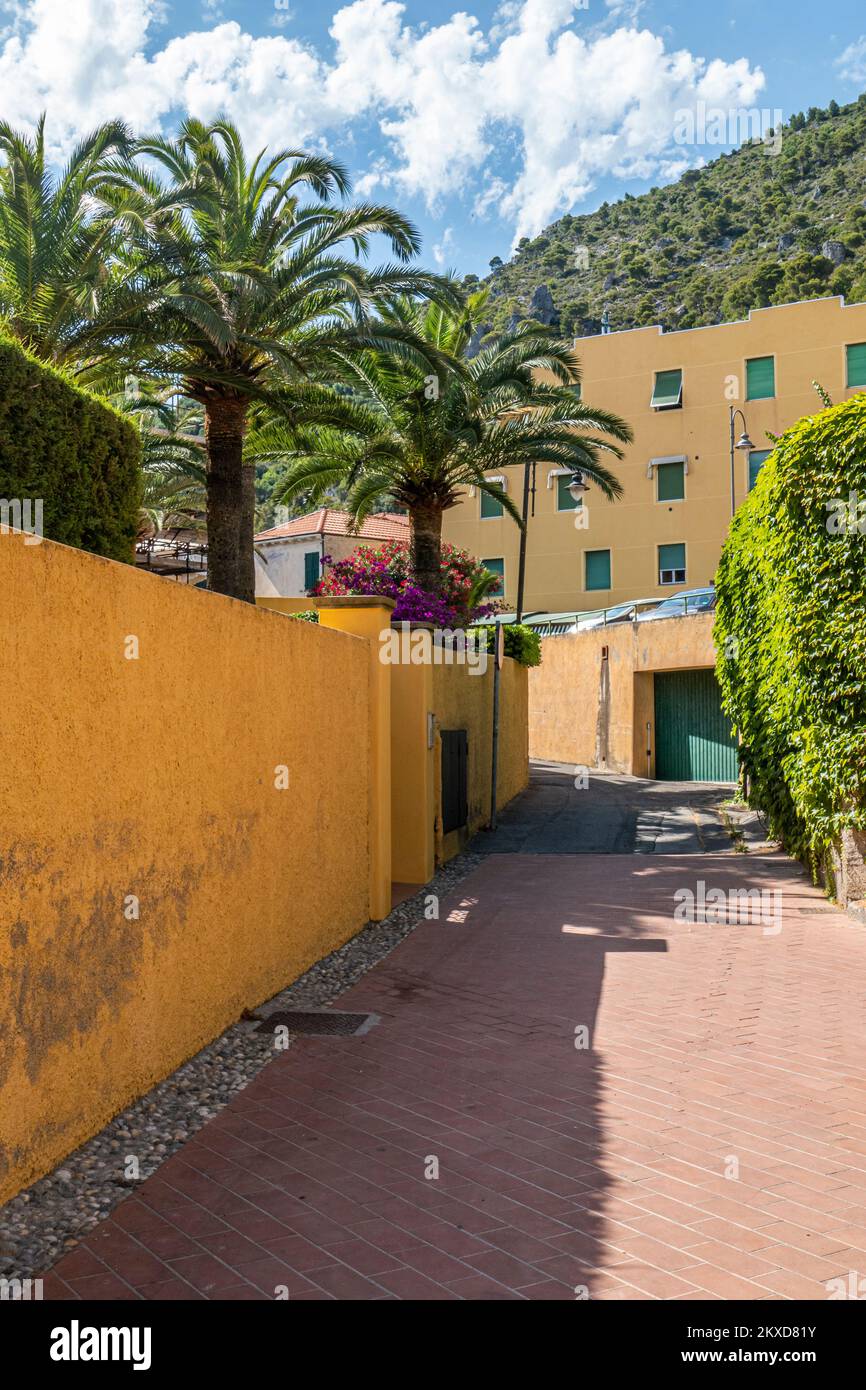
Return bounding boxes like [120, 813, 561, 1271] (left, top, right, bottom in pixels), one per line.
[255, 1010, 378, 1037]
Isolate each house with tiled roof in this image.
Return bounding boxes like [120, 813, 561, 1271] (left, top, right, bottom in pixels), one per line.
[254, 507, 409, 598]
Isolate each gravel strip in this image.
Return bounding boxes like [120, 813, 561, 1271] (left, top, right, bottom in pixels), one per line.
[0, 852, 483, 1281]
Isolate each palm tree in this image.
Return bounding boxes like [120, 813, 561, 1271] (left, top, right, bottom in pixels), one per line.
[258, 291, 633, 594]
[111, 388, 207, 538]
[0, 115, 134, 364]
[101, 117, 456, 602]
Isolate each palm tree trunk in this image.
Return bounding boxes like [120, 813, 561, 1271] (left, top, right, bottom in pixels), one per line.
[204, 395, 249, 601]
[410, 503, 444, 593]
[238, 459, 257, 604]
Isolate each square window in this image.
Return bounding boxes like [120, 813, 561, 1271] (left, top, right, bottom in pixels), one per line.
[748, 449, 771, 491]
[658, 543, 686, 585]
[481, 557, 504, 593]
[480, 490, 503, 518]
[585, 549, 611, 591]
[846, 343, 866, 388]
[746, 356, 775, 400]
[656, 460, 685, 502]
[556, 473, 582, 511]
[650, 369, 683, 409]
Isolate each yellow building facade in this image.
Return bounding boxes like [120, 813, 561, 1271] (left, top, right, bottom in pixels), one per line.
[442, 295, 866, 614]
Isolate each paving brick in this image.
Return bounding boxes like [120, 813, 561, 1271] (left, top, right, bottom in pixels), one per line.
[44, 849, 866, 1302]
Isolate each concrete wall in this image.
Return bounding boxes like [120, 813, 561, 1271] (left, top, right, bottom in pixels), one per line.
[0, 532, 373, 1201]
[443, 295, 866, 613]
[529, 614, 716, 774]
[433, 656, 528, 864]
[390, 648, 529, 882]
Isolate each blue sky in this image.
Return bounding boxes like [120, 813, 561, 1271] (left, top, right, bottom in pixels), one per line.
[2, 0, 865, 275]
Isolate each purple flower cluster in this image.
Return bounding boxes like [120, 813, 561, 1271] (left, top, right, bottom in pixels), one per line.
[314, 538, 499, 627]
[392, 586, 461, 626]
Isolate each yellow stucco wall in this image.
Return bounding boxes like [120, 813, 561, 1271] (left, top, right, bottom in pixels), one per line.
[389, 651, 529, 879]
[316, 599, 393, 921]
[0, 532, 373, 1201]
[256, 596, 321, 614]
[432, 656, 529, 863]
[529, 614, 716, 774]
[442, 295, 866, 613]
[391, 659, 436, 885]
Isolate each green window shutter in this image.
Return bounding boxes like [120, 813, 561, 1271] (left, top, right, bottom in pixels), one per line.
[748, 449, 770, 490]
[304, 551, 320, 589]
[585, 549, 611, 591]
[659, 543, 686, 583]
[846, 343, 866, 388]
[651, 369, 683, 408]
[557, 474, 581, 511]
[746, 356, 775, 400]
[656, 460, 685, 501]
[481, 557, 504, 592]
[480, 490, 503, 518]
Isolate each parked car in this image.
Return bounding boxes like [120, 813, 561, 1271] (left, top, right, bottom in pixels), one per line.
[637, 586, 717, 621]
[578, 597, 662, 630]
[523, 611, 584, 636]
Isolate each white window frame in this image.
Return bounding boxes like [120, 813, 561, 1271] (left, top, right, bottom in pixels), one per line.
[658, 542, 687, 586]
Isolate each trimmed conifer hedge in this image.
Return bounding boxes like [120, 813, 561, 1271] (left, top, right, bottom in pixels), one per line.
[0, 334, 141, 561]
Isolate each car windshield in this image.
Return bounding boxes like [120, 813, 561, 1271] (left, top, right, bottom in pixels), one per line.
[657, 591, 714, 614]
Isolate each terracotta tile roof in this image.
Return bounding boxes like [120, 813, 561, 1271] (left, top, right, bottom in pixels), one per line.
[255, 507, 410, 542]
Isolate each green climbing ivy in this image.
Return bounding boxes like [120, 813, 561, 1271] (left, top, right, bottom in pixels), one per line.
[714, 393, 866, 877]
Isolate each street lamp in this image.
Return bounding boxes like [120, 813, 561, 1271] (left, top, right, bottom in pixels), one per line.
[567, 470, 588, 502]
[515, 469, 588, 621]
[729, 407, 754, 517]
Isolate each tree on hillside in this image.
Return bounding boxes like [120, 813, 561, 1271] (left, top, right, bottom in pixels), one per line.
[256, 289, 633, 595]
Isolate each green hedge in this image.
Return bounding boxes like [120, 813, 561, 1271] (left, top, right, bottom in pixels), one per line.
[0, 334, 141, 561]
[474, 622, 542, 668]
[714, 393, 866, 873]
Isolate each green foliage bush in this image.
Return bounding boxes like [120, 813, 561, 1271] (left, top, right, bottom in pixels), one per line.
[288, 609, 319, 623]
[714, 394, 866, 874]
[474, 622, 542, 668]
[0, 333, 141, 561]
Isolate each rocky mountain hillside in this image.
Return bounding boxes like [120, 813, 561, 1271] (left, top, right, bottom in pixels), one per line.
[475, 93, 866, 338]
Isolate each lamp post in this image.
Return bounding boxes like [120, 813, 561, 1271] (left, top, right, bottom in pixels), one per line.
[729, 407, 755, 517]
[514, 460, 535, 624]
[514, 468, 588, 622]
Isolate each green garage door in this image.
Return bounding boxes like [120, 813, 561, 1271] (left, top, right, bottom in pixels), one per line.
[654, 669, 738, 782]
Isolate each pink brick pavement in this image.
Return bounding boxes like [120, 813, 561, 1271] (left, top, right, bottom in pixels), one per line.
[44, 852, 866, 1301]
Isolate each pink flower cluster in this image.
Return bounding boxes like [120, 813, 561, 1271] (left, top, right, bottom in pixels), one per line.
[314, 538, 499, 627]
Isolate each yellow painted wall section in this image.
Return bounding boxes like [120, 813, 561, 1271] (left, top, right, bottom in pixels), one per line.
[432, 656, 529, 863]
[529, 615, 716, 773]
[316, 598, 393, 920]
[390, 659, 435, 886]
[0, 533, 372, 1202]
[256, 596, 321, 614]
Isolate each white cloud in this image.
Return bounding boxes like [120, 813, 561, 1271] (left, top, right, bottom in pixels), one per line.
[432, 226, 454, 266]
[0, 0, 765, 243]
[836, 36, 866, 85]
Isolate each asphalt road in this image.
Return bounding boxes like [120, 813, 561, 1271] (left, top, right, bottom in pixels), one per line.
[472, 760, 736, 855]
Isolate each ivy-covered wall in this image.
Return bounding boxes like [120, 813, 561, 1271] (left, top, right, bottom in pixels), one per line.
[0, 334, 141, 562]
[714, 393, 866, 875]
